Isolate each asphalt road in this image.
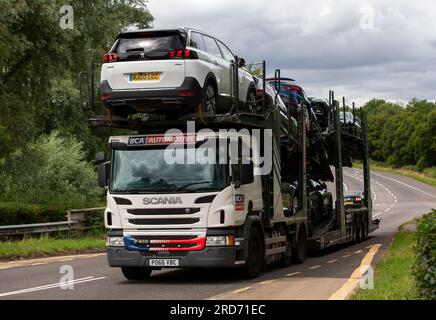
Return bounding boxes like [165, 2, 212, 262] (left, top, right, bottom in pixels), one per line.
[1, 168, 435, 300]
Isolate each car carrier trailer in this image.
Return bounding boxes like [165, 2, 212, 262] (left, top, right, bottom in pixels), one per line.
[81, 60, 379, 279]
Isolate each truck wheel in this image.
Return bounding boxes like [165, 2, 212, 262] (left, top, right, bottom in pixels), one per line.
[242, 227, 264, 278]
[353, 213, 362, 243]
[361, 213, 368, 241]
[292, 226, 307, 264]
[357, 213, 364, 242]
[121, 267, 152, 280]
[279, 238, 293, 267]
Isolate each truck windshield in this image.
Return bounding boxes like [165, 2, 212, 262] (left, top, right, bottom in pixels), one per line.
[110, 147, 229, 194]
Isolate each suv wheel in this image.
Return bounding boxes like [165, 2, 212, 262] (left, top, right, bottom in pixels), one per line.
[245, 89, 257, 113]
[203, 82, 217, 115]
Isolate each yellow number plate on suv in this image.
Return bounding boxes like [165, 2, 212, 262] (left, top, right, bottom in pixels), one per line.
[131, 72, 160, 81]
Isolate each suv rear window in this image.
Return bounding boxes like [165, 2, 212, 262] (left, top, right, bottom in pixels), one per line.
[114, 31, 186, 61]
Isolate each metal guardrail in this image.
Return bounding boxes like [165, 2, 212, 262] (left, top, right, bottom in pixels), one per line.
[0, 207, 105, 237]
[0, 221, 80, 237]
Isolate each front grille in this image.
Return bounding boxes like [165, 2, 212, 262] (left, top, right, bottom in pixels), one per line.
[131, 235, 197, 240]
[124, 235, 205, 252]
[128, 218, 200, 225]
[140, 251, 189, 257]
[127, 208, 200, 215]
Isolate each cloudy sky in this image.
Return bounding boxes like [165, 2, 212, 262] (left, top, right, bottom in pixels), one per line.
[147, 0, 436, 106]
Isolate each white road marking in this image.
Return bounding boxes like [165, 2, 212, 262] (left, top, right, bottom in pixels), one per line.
[231, 286, 251, 294]
[327, 259, 338, 263]
[372, 172, 436, 199]
[286, 272, 301, 277]
[0, 253, 105, 270]
[371, 186, 377, 201]
[343, 183, 348, 191]
[0, 276, 107, 297]
[309, 265, 321, 269]
[342, 255, 351, 258]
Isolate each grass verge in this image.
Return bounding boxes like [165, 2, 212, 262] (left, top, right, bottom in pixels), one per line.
[354, 162, 436, 187]
[0, 236, 106, 261]
[352, 225, 417, 300]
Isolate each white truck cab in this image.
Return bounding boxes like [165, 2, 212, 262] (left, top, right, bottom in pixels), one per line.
[100, 129, 285, 278]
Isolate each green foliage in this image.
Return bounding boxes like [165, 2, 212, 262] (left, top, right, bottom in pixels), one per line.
[0, 236, 105, 260]
[0, 202, 66, 225]
[414, 210, 436, 300]
[0, 0, 153, 152]
[363, 99, 436, 169]
[0, 1, 153, 215]
[0, 131, 102, 209]
[353, 230, 417, 300]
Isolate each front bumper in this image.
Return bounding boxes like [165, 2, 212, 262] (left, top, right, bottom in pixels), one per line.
[106, 228, 242, 268]
[107, 246, 237, 268]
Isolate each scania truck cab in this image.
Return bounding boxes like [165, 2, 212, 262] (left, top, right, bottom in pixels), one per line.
[98, 125, 296, 279]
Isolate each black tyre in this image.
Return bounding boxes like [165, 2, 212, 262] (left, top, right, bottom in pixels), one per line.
[361, 213, 369, 241]
[121, 267, 152, 280]
[279, 238, 293, 267]
[202, 82, 217, 115]
[292, 226, 307, 264]
[245, 88, 257, 113]
[353, 213, 362, 243]
[357, 213, 364, 242]
[242, 227, 265, 278]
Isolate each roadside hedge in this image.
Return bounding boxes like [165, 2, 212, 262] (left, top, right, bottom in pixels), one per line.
[0, 202, 66, 226]
[414, 209, 436, 299]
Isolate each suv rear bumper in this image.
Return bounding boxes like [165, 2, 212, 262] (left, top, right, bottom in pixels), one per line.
[101, 77, 202, 112]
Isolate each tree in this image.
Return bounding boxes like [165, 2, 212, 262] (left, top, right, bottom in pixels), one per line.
[0, 0, 153, 151]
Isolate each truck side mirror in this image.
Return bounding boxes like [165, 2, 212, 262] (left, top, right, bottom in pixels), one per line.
[98, 162, 108, 188]
[96, 151, 108, 188]
[95, 151, 105, 163]
[240, 162, 254, 185]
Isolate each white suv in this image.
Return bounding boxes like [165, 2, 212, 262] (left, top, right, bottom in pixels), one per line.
[100, 28, 256, 118]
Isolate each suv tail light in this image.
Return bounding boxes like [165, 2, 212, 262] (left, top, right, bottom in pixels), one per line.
[103, 53, 118, 63]
[170, 49, 198, 59]
[284, 84, 303, 92]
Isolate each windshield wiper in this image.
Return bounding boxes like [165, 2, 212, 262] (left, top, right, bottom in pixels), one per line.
[175, 181, 212, 191]
[122, 188, 151, 194]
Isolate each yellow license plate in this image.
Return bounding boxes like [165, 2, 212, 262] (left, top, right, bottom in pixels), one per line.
[131, 72, 160, 81]
[344, 201, 353, 205]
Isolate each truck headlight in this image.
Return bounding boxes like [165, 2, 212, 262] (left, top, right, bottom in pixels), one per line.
[206, 235, 234, 246]
[106, 236, 124, 247]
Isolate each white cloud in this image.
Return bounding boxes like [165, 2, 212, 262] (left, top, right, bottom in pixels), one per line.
[147, 0, 436, 106]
